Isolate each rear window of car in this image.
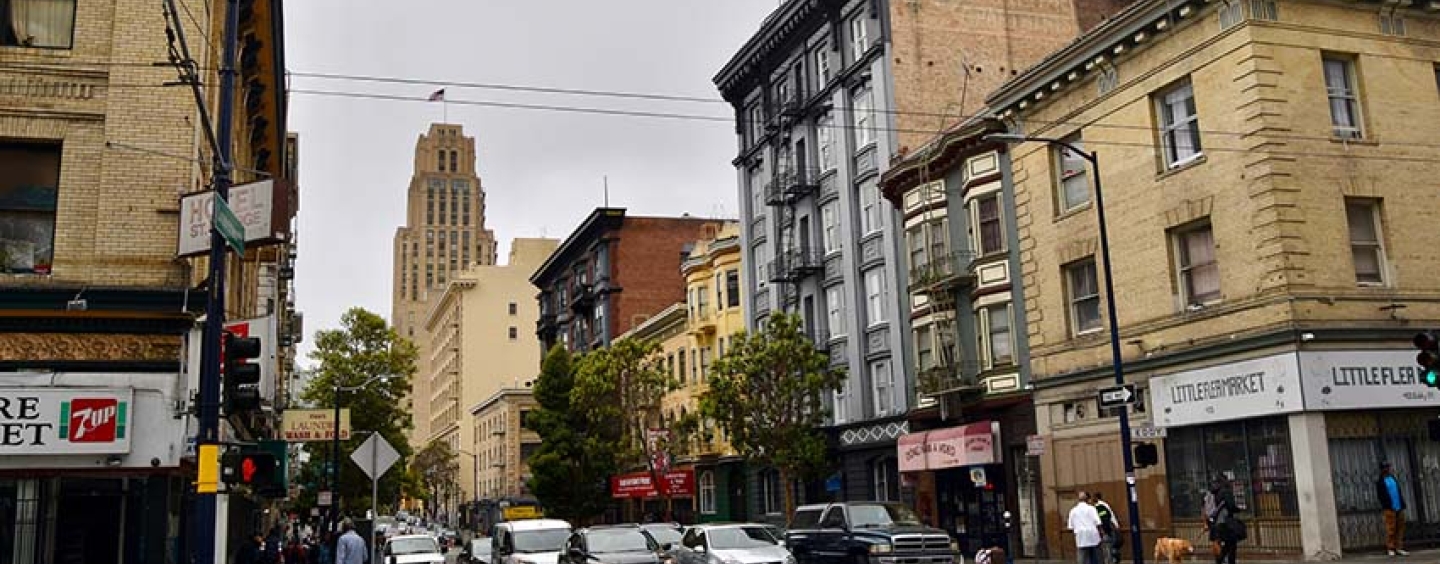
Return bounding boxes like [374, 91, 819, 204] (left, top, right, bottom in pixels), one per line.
[790, 508, 822, 529]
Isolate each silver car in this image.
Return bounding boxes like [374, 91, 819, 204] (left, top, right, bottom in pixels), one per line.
[674, 524, 795, 564]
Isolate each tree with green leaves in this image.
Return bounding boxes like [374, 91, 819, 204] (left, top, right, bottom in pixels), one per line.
[412, 440, 460, 520]
[570, 338, 680, 515]
[701, 312, 845, 517]
[292, 307, 419, 520]
[525, 345, 614, 524]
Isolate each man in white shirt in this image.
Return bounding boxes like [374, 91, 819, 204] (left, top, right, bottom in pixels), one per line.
[1068, 491, 1103, 564]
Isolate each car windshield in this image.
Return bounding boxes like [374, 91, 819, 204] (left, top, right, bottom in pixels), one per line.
[642, 525, 682, 546]
[708, 527, 779, 550]
[586, 529, 654, 553]
[849, 504, 924, 528]
[389, 538, 440, 555]
[514, 529, 571, 553]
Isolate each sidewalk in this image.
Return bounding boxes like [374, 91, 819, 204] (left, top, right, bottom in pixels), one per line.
[1011, 549, 1439, 564]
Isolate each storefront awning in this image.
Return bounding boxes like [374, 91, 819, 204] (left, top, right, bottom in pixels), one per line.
[609, 470, 695, 499]
[897, 421, 999, 472]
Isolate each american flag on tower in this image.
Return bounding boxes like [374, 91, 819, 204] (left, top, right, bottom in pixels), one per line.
[427, 88, 446, 102]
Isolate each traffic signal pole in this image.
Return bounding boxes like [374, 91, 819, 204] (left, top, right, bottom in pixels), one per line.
[191, 0, 241, 562]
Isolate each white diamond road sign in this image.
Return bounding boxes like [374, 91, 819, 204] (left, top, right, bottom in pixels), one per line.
[1098, 384, 1138, 409]
[350, 433, 400, 481]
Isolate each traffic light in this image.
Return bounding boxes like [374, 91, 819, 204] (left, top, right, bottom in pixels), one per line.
[223, 332, 263, 414]
[1413, 331, 1440, 389]
[1134, 442, 1159, 468]
[221, 450, 277, 487]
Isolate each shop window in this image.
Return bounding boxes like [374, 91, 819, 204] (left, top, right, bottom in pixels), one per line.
[699, 472, 717, 515]
[1165, 417, 1299, 529]
[0, 142, 60, 274]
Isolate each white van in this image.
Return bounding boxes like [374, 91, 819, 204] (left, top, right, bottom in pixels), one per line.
[491, 519, 573, 564]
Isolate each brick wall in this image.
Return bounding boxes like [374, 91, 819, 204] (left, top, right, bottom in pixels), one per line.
[610, 218, 722, 338]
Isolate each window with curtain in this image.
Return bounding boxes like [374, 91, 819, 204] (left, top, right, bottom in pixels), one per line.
[860, 178, 882, 234]
[871, 359, 893, 416]
[1066, 259, 1101, 335]
[1323, 56, 1363, 139]
[821, 201, 839, 252]
[3, 0, 75, 48]
[852, 86, 875, 149]
[864, 269, 886, 326]
[0, 142, 60, 274]
[984, 303, 1013, 367]
[1174, 223, 1220, 306]
[1345, 198, 1386, 285]
[1054, 134, 1091, 213]
[976, 194, 1004, 255]
[826, 285, 846, 337]
[1156, 79, 1202, 168]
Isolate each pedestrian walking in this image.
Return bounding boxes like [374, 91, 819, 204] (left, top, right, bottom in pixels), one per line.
[335, 520, 367, 564]
[1093, 492, 1120, 564]
[234, 533, 263, 564]
[1376, 462, 1409, 557]
[1068, 491, 1104, 564]
[261, 526, 284, 564]
[1206, 479, 1245, 564]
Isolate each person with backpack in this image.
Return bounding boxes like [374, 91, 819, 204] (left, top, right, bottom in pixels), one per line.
[1375, 462, 1409, 557]
[1093, 492, 1120, 564]
[1206, 479, 1245, 564]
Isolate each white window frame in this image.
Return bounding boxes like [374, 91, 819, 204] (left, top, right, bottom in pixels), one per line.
[915, 324, 935, 372]
[816, 45, 832, 85]
[864, 269, 887, 326]
[818, 114, 836, 172]
[981, 303, 1013, 368]
[873, 458, 893, 502]
[1323, 56, 1364, 139]
[821, 201, 840, 253]
[826, 285, 847, 337]
[833, 378, 850, 424]
[1345, 198, 1388, 286]
[860, 179, 882, 234]
[870, 359, 894, 417]
[1066, 260, 1102, 336]
[1173, 223, 1221, 307]
[850, 15, 869, 63]
[1155, 80, 1203, 168]
[974, 193, 1005, 256]
[852, 87, 876, 149]
[1055, 134, 1091, 213]
[699, 471, 717, 514]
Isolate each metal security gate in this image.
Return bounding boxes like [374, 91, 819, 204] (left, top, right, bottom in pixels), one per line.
[1164, 417, 1302, 554]
[1328, 410, 1440, 552]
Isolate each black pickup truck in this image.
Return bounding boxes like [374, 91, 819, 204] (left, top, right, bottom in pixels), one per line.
[785, 502, 961, 564]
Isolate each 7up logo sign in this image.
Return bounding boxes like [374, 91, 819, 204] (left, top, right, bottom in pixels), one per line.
[59, 398, 127, 443]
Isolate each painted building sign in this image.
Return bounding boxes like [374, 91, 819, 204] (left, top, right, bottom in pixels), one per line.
[610, 470, 695, 499]
[1299, 350, 1440, 410]
[0, 388, 133, 454]
[897, 421, 999, 472]
[1150, 353, 1304, 427]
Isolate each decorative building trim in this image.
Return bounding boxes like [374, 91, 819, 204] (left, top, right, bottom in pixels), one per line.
[840, 420, 909, 446]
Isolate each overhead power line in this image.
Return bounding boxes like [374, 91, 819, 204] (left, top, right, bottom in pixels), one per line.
[288, 70, 725, 105]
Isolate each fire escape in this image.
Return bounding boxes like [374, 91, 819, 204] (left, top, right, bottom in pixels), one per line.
[764, 80, 825, 349]
[908, 176, 983, 398]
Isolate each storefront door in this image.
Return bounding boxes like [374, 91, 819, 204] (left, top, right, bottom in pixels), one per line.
[54, 478, 123, 564]
[937, 465, 1007, 554]
[1328, 410, 1440, 552]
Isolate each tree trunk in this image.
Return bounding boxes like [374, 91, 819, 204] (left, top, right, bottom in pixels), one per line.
[780, 467, 796, 520]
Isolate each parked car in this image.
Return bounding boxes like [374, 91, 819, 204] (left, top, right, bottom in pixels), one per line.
[382, 534, 447, 564]
[493, 518, 574, 564]
[462, 537, 494, 563]
[639, 523, 684, 562]
[785, 502, 960, 564]
[560, 525, 661, 564]
[673, 523, 794, 564]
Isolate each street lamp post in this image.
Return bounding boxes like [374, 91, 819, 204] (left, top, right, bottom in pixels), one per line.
[328, 373, 392, 535]
[458, 450, 479, 531]
[987, 132, 1145, 564]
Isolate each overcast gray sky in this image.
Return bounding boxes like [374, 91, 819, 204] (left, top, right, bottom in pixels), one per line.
[285, 1, 779, 365]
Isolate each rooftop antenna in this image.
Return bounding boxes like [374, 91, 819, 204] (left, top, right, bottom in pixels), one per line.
[604, 175, 610, 207]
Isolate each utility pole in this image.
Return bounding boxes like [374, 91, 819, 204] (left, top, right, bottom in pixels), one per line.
[188, 0, 242, 561]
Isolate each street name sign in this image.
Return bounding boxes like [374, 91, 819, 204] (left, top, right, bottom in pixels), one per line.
[1133, 426, 1168, 439]
[1098, 384, 1138, 409]
[214, 196, 245, 254]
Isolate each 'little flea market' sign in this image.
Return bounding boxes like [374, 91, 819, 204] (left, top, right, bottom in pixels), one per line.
[0, 388, 133, 454]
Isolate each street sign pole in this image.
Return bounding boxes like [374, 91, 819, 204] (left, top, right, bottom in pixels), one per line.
[372, 441, 379, 564]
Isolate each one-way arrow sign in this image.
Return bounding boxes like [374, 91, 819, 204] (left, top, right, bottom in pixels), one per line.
[1098, 384, 1138, 409]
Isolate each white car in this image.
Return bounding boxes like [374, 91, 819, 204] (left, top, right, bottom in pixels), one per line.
[382, 534, 447, 564]
[674, 524, 795, 564]
[493, 518, 574, 564]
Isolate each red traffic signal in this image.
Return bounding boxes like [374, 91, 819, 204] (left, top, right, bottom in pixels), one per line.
[222, 451, 276, 486]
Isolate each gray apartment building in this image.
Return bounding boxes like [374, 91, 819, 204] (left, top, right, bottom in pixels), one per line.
[714, 0, 1126, 522]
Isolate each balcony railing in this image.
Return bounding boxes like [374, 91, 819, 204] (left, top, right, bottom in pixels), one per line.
[787, 247, 823, 276]
[766, 257, 795, 283]
[778, 166, 820, 201]
[916, 360, 984, 397]
[778, 90, 806, 118]
[908, 250, 978, 292]
[764, 179, 786, 206]
[570, 283, 595, 311]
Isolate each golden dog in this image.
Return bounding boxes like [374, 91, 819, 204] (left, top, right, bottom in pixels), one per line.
[1153, 537, 1195, 564]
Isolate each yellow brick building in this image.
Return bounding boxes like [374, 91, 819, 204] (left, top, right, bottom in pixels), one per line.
[619, 221, 747, 522]
[423, 237, 557, 518]
[0, 0, 291, 560]
[982, 0, 1440, 557]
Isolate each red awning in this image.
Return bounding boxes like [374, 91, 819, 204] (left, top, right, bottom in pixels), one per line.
[896, 421, 999, 472]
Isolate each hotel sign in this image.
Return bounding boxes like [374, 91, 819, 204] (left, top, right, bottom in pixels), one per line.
[1150, 353, 1303, 427]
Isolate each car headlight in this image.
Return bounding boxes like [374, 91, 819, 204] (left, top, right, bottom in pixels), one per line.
[517, 559, 537, 564]
[951, 541, 961, 553]
[869, 544, 893, 554]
